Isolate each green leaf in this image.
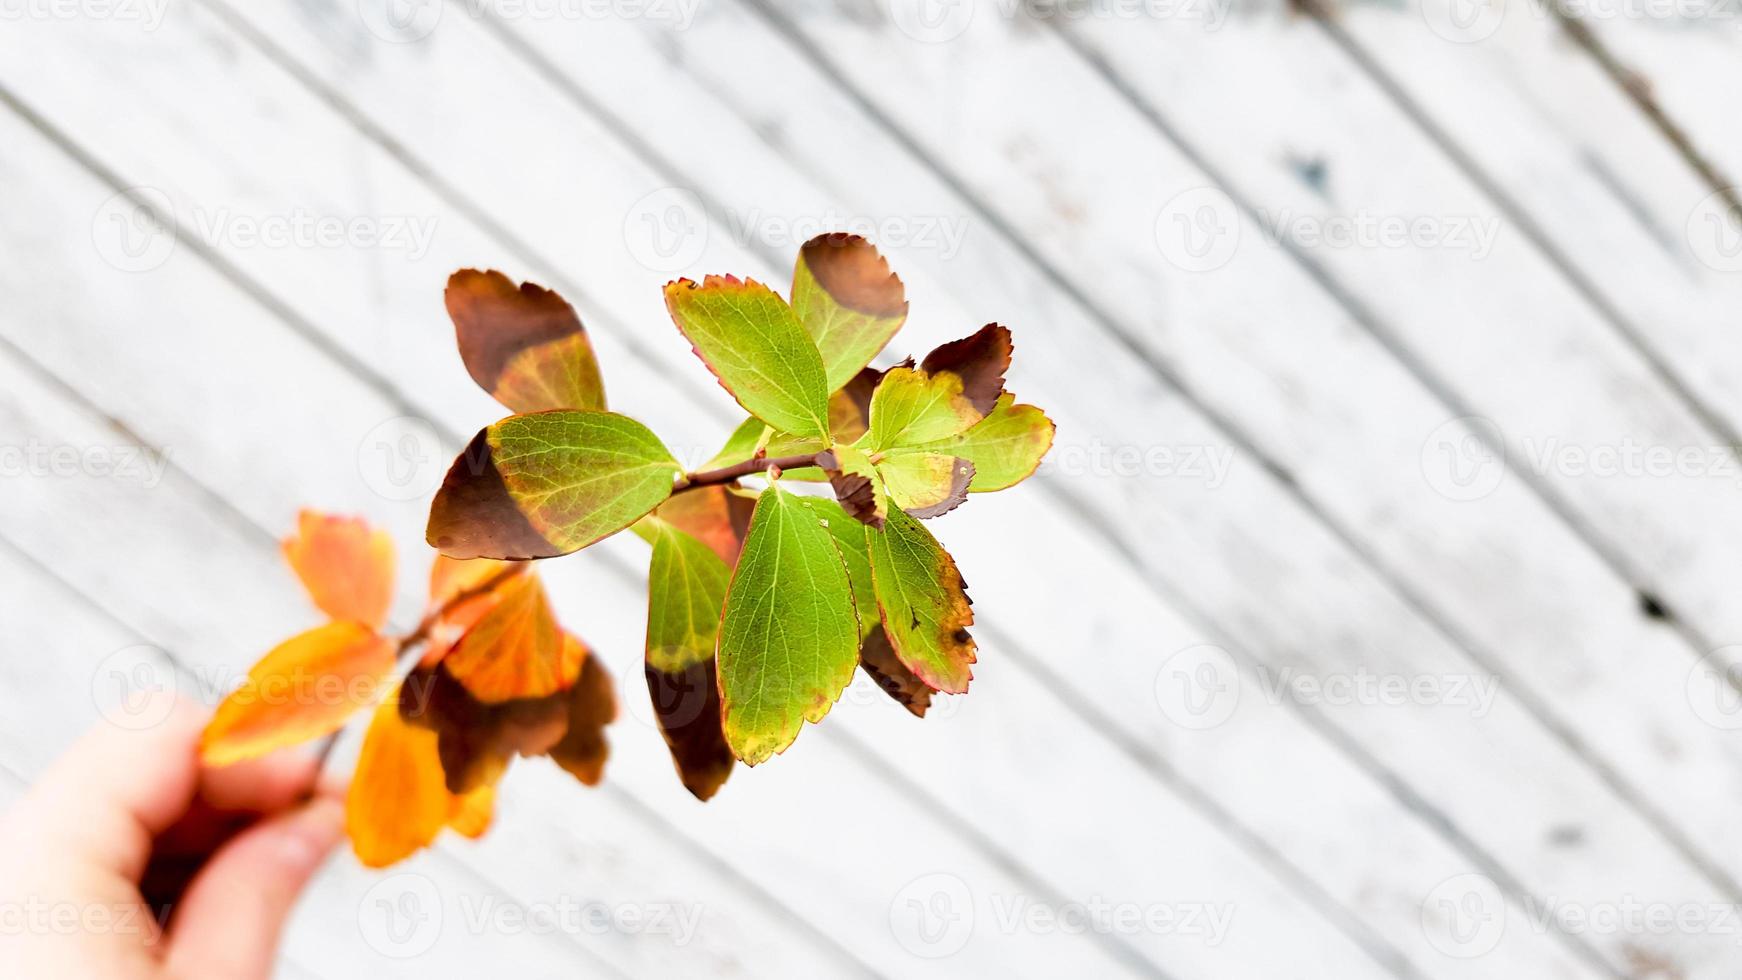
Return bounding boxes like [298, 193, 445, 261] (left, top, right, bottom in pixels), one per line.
[664, 275, 831, 440]
[866, 366, 984, 451]
[799, 496, 878, 638]
[868, 507, 976, 694]
[790, 234, 907, 391]
[644, 520, 731, 673]
[717, 484, 861, 764]
[904, 394, 1055, 492]
[446, 270, 606, 414]
[699, 417, 770, 472]
[428, 410, 680, 559]
[876, 452, 973, 518]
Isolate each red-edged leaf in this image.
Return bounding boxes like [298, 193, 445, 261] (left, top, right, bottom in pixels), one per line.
[867, 507, 976, 694]
[664, 275, 832, 440]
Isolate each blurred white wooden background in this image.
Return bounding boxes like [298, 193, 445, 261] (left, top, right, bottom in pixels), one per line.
[3, 0, 1742, 976]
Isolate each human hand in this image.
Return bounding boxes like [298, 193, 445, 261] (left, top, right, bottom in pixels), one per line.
[0, 696, 344, 979]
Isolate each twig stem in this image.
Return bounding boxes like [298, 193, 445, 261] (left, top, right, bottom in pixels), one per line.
[672, 452, 824, 493]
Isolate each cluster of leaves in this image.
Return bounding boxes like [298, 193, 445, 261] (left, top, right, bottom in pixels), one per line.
[199, 234, 1052, 866]
[201, 513, 613, 866]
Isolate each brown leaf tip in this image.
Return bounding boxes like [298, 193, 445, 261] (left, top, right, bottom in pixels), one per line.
[446, 269, 584, 391]
[921, 324, 1012, 418]
[819, 449, 886, 529]
[800, 233, 907, 318]
[426, 428, 561, 560]
[859, 629, 933, 718]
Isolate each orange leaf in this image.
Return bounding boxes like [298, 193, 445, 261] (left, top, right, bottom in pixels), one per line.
[423, 556, 527, 667]
[346, 684, 453, 868]
[200, 622, 394, 767]
[441, 573, 580, 702]
[548, 637, 617, 786]
[448, 784, 496, 839]
[282, 511, 396, 629]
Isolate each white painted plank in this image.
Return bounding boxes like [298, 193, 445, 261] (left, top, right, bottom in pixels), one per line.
[0, 11, 1456, 980]
[518, 2, 1742, 975]
[1323, 0, 1742, 423]
[0, 84, 1242, 976]
[0, 5, 1477, 974]
[0, 3, 1707, 974]
[1014, 3, 1742, 649]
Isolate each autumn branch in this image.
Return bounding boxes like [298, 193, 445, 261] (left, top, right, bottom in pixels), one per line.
[673, 452, 825, 493]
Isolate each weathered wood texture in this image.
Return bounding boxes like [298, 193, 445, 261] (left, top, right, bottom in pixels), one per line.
[0, 0, 1737, 976]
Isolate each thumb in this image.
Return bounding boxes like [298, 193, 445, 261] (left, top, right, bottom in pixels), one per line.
[164, 796, 344, 980]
